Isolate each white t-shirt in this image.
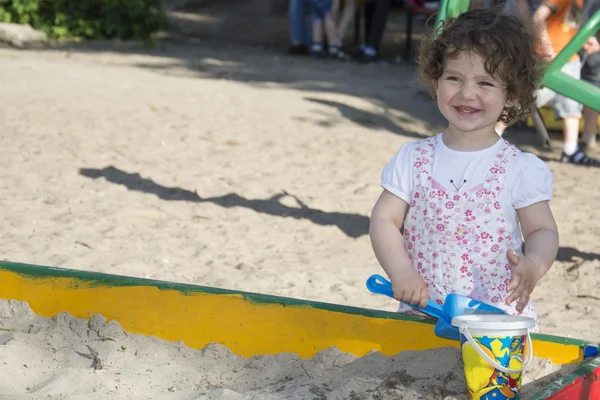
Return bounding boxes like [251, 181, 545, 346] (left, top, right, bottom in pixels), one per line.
[381, 134, 554, 249]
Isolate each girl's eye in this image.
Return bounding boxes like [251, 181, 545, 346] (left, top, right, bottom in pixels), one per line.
[446, 76, 461, 81]
[479, 81, 494, 87]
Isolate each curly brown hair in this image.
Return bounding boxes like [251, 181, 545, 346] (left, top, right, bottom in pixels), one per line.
[417, 8, 545, 124]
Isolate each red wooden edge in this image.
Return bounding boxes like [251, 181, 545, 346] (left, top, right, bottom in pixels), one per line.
[544, 365, 600, 400]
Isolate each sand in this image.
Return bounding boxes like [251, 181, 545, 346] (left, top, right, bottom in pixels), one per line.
[0, 0, 599, 397]
[0, 299, 588, 399]
[0, 33, 598, 341]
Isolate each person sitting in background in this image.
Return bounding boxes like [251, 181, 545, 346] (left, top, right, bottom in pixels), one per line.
[307, 0, 348, 58]
[495, 0, 600, 165]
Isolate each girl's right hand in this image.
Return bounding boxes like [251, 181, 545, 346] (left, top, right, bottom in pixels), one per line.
[390, 268, 429, 309]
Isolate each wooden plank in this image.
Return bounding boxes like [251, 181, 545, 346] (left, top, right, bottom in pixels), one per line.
[525, 357, 600, 400]
[0, 261, 596, 365]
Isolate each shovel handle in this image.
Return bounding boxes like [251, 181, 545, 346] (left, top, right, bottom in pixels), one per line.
[366, 274, 447, 321]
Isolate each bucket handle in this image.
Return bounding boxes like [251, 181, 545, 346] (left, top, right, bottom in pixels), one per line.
[459, 323, 532, 375]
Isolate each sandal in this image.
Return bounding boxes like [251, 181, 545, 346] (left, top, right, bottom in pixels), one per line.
[561, 149, 600, 166]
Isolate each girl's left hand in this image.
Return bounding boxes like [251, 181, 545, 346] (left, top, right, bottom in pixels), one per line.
[505, 250, 542, 313]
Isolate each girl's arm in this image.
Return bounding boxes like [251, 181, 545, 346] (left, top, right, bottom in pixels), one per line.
[369, 190, 428, 308]
[506, 201, 558, 311]
[518, 201, 559, 278]
[369, 190, 410, 276]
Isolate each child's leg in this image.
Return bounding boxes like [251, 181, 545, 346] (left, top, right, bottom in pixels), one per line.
[337, 0, 356, 44]
[306, 0, 330, 55]
[309, 0, 338, 47]
[311, 18, 325, 55]
[324, 13, 350, 59]
[554, 96, 598, 165]
[312, 19, 323, 44]
[562, 116, 582, 154]
[549, 59, 598, 164]
[582, 107, 598, 148]
[324, 13, 340, 46]
[331, 0, 341, 24]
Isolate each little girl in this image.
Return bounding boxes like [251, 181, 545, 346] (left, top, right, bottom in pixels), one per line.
[368, 8, 559, 332]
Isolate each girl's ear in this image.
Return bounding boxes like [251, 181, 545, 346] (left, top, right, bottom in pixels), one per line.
[504, 98, 518, 111]
[432, 79, 439, 94]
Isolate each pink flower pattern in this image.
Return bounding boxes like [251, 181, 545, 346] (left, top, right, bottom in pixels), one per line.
[398, 137, 539, 330]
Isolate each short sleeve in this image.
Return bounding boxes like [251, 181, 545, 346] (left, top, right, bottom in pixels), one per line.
[381, 142, 415, 204]
[511, 153, 554, 209]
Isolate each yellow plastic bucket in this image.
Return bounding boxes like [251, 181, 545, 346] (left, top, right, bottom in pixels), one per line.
[452, 314, 536, 400]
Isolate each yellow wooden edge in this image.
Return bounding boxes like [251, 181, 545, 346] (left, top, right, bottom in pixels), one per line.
[0, 266, 593, 365]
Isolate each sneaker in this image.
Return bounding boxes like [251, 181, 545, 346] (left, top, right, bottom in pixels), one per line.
[561, 149, 600, 166]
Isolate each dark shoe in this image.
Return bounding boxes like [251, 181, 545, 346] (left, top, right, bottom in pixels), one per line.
[288, 43, 308, 55]
[352, 48, 377, 63]
[561, 149, 600, 166]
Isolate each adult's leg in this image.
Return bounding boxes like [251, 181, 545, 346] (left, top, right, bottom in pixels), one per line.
[581, 53, 600, 149]
[354, 0, 391, 61]
[365, 0, 391, 51]
[582, 106, 598, 148]
[364, 0, 375, 41]
[289, 0, 311, 52]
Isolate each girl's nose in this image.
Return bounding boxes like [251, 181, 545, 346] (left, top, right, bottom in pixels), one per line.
[458, 83, 477, 100]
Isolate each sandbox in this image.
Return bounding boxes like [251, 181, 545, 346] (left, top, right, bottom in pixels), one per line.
[0, 300, 594, 399]
[0, 262, 598, 399]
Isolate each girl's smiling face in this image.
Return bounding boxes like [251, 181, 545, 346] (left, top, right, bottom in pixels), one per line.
[435, 51, 509, 138]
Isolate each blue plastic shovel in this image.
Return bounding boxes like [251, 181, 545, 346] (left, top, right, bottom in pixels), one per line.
[366, 274, 505, 341]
